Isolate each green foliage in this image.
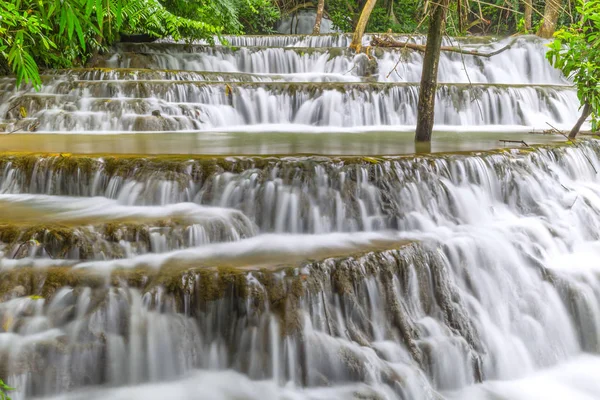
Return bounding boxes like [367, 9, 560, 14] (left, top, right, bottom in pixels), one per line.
[365, 7, 391, 32]
[0, 0, 225, 89]
[547, 0, 600, 131]
[0, 379, 14, 400]
[166, 0, 280, 35]
[236, 0, 280, 34]
[394, 0, 422, 31]
[327, 0, 354, 32]
[162, 0, 279, 36]
[124, 0, 222, 40]
[328, 0, 422, 33]
[516, 17, 527, 33]
[0, 2, 55, 89]
[162, 0, 242, 35]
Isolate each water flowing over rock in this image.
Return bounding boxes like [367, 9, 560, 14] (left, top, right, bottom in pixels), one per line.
[275, 10, 339, 34]
[0, 31, 599, 400]
[1, 141, 600, 399]
[0, 35, 582, 134]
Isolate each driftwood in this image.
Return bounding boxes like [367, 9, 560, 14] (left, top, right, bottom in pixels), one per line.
[371, 34, 514, 58]
[285, 2, 315, 15]
[534, 122, 595, 139]
[529, 127, 593, 137]
[545, 122, 569, 139]
[500, 139, 530, 146]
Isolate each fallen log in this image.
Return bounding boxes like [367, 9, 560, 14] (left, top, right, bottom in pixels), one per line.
[370, 34, 514, 58]
[499, 139, 530, 146]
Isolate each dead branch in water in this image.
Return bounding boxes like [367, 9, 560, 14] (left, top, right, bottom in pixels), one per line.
[545, 122, 569, 139]
[371, 34, 515, 58]
[499, 139, 530, 146]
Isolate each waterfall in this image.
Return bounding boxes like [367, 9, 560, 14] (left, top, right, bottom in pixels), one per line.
[0, 35, 582, 134]
[275, 10, 339, 34]
[108, 37, 566, 84]
[0, 31, 598, 400]
[0, 82, 578, 132]
[1, 142, 600, 399]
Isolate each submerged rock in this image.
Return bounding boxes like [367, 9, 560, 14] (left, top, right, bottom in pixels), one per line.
[132, 114, 182, 131]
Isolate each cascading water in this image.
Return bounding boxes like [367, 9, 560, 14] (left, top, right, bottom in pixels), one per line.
[0, 30, 598, 400]
[0, 35, 582, 133]
[1, 142, 600, 399]
[275, 10, 339, 34]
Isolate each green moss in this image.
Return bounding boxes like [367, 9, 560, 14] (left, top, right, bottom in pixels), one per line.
[38, 268, 104, 298]
[52, 153, 98, 176]
[0, 222, 194, 260]
[0, 138, 585, 175]
[362, 156, 381, 164]
[0, 242, 426, 338]
[0, 224, 21, 244]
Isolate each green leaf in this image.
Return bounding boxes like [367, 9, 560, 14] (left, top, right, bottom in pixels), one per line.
[72, 14, 86, 49]
[96, 0, 103, 31]
[85, 0, 94, 17]
[67, 6, 75, 40]
[116, 0, 123, 29]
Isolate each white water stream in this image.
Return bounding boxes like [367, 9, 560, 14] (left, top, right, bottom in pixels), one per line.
[0, 35, 584, 134]
[0, 142, 598, 399]
[0, 32, 598, 400]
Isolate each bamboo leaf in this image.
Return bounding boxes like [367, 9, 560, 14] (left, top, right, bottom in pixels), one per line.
[72, 14, 86, 49]
[96, 0, 103, 31]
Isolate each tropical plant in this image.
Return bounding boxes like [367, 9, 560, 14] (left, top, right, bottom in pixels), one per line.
[236, 0, 280, 34]
[161, 0, 242, 35]
[163, 0, 279, 36]
[0, 0, 225, 89]
[546, 0, 600, 137]
[0, 378, 14, 400]
[0, 2, 56, 89]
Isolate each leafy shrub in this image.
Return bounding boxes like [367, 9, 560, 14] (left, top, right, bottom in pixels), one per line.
[0, 379, 14, 400]
[547, 0, 600, 131]
[328, 0, 355, 32]
[328, 0, 422, 33]
[236, 0, 280, 34]
[0, 0, 224, 88]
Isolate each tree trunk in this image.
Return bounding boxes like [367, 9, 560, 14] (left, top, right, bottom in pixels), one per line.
[415, 0, 449, 142]
[387, 0, 399, 24]
[457, 0, 468, 33]
[371, 34, 514, 57]
[313, 0, 326, 34]
[524, 0, 533, 31]
[349, 0, 377, 52]
[538, 0, 562, 38]
[569, 103, 592, 139]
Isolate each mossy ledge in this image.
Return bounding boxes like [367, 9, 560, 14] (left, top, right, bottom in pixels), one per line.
[0, 243, 416, 331]
[0, 241, 488, 386]
[0, 220, 231, 260]
[0, 140, 589, 199]
[0, 138, 586, 172]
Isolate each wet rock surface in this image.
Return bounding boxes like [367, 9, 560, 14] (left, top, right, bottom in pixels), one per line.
[0, 32, 598, 400]
[0, 142, 600, 398]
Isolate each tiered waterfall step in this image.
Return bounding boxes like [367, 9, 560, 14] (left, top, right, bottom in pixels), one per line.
[0, 240, 439, 400]
[2, 142, 600, 399]
[0, 34, 580, 134]
[197, 33, 499, 47]
[0, 30, 599, 400]
[98, 38, 566, 84]
[0, 81, 578, 132]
